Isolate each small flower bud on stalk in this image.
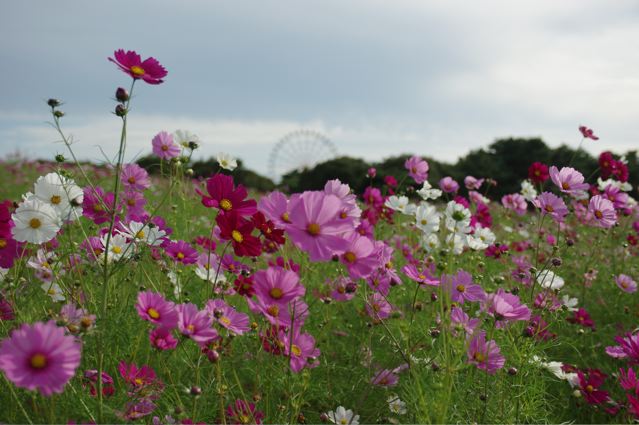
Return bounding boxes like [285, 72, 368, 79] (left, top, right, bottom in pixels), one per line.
[47, 98, 62, 108]
[115, 87, 130, 102]
[115, 104, 127, 117]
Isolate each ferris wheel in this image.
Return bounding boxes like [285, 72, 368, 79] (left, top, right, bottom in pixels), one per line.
[268, 130, 338, 181]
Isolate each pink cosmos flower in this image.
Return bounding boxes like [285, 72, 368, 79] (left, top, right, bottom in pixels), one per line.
[206, 299, 250, 335]
[176, 303, 219, 346]
[533, 192, 569, 223]
[579, 125, 599, 140]
[122, 190, 147, 218]
[366, 293, 392, 320]
[483, 288, 531, 328]
[152, 131, 180, 160]
[118, 400, 157, 421]
[83, 369, 115, 397]
[149, 327, 178, 351]
[340, 233, 381, 280]
[108, 49, 167, 84]
[165, 240, 198, 264]
[248, 298, 309, 329]
[450, 306, 480, 335]
[405, 156, 429, 184]
[402, 264, 439, 286]
[464, 176, 484, 190]
[616, 274, 637, 293]
[588, 195, 616, 228]
[467, 330, 505, 374]
[286, 191, 352, 262]
[366, 269, 393, 295]
[82, 186, 115, 224]
[121, 163, 151, 191]
[278, 328, 321, 373]
[371, 368, 399, 387]
[328, 277, 356, 301]
[254, 266, 305, 306]
[577, 370, 609, 405]
[443, 270, 485, 304]
[258, 191, 290, 227]
[0, 320, 81, 396]
[226, 399, 265, 425]
[136, 291, 179, 329]
[606, 333, 639, 363]
[501, 193, 527, 215]
[549, 166, 589, 195]
[439, 176, 460, 193]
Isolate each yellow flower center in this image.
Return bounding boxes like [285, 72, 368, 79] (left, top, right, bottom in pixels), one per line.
[127, 199, 135, 206]
[30, 353, 47, 369]
[29, 218, 42, 229]
[421, 219, 428, 225]
[456, 284, 466, 293]
[135, 230, 145, 239]
[291, 344, 302, 356]
[187, 324, 195, 332]
[111, 246, 122, 254]
[177, 252, 185, 260]
[47, 288, 57, 295]
[161, 144, 169, 151]
[545, 205, 554, 213]
[220, 198, 232, 211]
[340, 419, 348, 425]
[343, 252, 356, 263]
[94, 204, 103, 212]
[0, 239, 6, 249]
[130, 65, 145, 76]
[147, 307, 160, 320]
[340, 212, 347, 219]
[561, 182, 570, 190]
[127, 176, 136, 184]
[231, 230, 244, 243]
[474, 352, 486, 362]
[594, 210, 603, 219]
[220, 316, 231, 326]
[282, 212, 290, 223]
[266, 305, 279, 317]
[50, 195, 61, 205]
[269, 287, 284, 299]
[134, 377, 144, 386]
[585, 384, 594, 393]
[307, 223, 321, 236]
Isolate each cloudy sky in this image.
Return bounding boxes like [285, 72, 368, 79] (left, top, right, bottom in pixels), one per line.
[1, 1, 638, 178]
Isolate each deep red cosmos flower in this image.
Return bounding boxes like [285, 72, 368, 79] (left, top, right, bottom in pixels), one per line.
[528, 162, 549, 184]
[108, 49, 167, 85]
[217, 211, 262, 257]
[199, 174, 257, 217]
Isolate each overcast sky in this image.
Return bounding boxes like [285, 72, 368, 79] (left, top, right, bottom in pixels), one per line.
[1, 1, 638, 178]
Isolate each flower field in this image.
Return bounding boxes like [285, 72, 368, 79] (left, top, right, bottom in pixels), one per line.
[0, 50, 638, 424]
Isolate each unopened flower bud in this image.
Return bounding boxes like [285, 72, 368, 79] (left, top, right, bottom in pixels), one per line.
[206, 349, 220, 363]
[508, 367, 518, 376]
[55, 154, 66, 163]
[115, 104, 127, 117]
[367, 167, 377, 178]
[190, 386, 202, 396]
[47, 98, 62, 107]
[430, 292, 438, 302]
[115, 87, 130, 102]
[551, 257, 562, 267]
[53, 110, 65, 118]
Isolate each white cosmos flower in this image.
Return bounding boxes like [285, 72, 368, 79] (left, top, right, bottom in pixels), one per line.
[446, 232, 467, 255]
[216, 152, 238, 171]
[414, 203, 440, 235]
[467, 227, 495, 251]
[118, 221, 166, 246]
[100, 234, 133, 262]
[41, 282, 65, 302]
[537, 269, 565, 290]
[387, 395, 407, 415]
[174, 129, 199, 148]
[385, 196, 410, 214]
[421, 233, 440, 253]
[598, 177, 632, 192]
[520, 180, 538, 202]
[561, 295, 579, 312]
[326, 406, 359, 425]
[11, 198, 61, 244]
[417, 181, 442, 200]
[32, 173, 83, 221]
[27, 249, 58, 283]
[444, 201, 471, 233]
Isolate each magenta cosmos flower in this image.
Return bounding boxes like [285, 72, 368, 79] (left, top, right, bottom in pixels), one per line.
[286, 191, 352, 262]
[258, 191, 290, 227]
[588, 195, 616, 228]
[108, 49, 167, 84]
[443, 270, 485, 304]
[278, 328, 321, 373]
[176, 303, 219, 346]
[366, 293, 392, 320]
[533, 192, 569, 223]
[549, 166, 589, 195]
[165, 240, 198, 264]
[340, 233, 381, 280]
[152, 131, 180, 160]
[205, 299, 250, 335]
[579, 125, 599, 140]
[616, 274, 638, 293]
[404, 156, 429, 184]
[136, 291, 179, 329]
[0, 320, 81, 396]
[253, 266, 305, 306]
[121, 163, 151, 192]
[606, 333, 639, 363]
[464, 176, 484, 190]
[467, 330, 505, 374]
[402, 264, 439, 286]
[450, 306, 480, 335]
[439, 176, 460, 193]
